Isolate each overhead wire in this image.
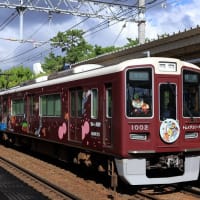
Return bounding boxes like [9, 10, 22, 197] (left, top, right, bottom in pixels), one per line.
[15, 2, 127, 65]
[0, 11, 18, 31]
[0, 1, 146, 67]
[0, 15, 90, 67]
[0, 0, 136, 67]
[0, 0, 46, 67]
[0, 0, 184, 68]
[0, 17, 52, 66]
[113, 22, 126, 45]
[83, 2, 138, 38]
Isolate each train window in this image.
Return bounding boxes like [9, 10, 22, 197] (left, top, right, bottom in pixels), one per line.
[70, 89, 83, 117]
[126, 68, 152, 117]
[106, 87, 112, 118]
[47, 95, 54, 116]
[54, 96, 61, 116]
[77, 89, 83, 117]
[29, 96, 34, 116]
[129, 71, 149, 81]
[40, 94, 61, 117]
[70, 90, 76, 117]
[183, 70, 200, 117]
[12, 99, 24, 115]
[91, 89, 98, 119]
[160, 84, 176, 120]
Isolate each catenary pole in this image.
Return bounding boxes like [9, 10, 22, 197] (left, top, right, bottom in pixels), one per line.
[138, 0, 146, 44]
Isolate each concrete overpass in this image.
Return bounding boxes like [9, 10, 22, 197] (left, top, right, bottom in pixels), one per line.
[74, 25, 200, 67]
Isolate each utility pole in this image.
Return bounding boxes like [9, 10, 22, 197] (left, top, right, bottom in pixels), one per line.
[138, 0, 146, 44]
[16, 0, 26, 41]
[0, 0, 147, 44]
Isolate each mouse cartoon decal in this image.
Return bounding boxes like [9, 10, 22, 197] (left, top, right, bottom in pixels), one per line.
[160, 119, 180, 143]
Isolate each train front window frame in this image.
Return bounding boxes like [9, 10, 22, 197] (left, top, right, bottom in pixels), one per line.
[183, 70, 200, 117]
[159, 83, 177, 120]
[126, 67, 152, 118]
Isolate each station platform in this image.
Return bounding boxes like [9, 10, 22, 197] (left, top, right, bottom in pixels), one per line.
[0, 167, 48, 200]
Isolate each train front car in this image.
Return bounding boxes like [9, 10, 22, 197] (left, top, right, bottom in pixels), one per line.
[0, 57, 199, 187]
[116, 57, 200, 185]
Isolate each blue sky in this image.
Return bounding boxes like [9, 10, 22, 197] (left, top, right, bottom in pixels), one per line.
[0, 0, 199, 70]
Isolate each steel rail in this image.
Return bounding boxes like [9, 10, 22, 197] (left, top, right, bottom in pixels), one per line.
[0, 156, 83, 200]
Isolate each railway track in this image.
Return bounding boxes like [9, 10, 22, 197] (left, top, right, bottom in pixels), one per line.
[0, 157, 82, 200]
[133, 184, 200, 200]
[0, 145, 199, 200]
[134, 191, 163, 200]
[181, 185, 200, 198]
[0, 145, 118, 200]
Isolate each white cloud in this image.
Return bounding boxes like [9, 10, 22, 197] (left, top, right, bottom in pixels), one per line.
[146, 0, 200, 38]
[1, 0, 200, 69]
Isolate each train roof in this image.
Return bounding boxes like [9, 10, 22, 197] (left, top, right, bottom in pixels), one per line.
[0, 57, 199, 95]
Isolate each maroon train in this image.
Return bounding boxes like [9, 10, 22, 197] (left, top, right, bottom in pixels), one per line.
[0, 57, 200, 185]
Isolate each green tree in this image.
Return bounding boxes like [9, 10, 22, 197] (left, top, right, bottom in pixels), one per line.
[93, 45, 119, 56]
[125, 38, 139, 47]
[157, 33, 170, 39]
[0, 65, 33, 89]
[125, 37, 152, 47]
[42, 53, 64, 73]
[45, 29, 150, 74]
[51, 29, 93, 64]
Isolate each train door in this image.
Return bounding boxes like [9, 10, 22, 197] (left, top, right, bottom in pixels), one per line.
[26, 94, 40, 135]
[25, 95, 31, 133]
[157, 77, 180, 145]
[2, 96, 9, 127]
[103, 84, 113, 147]
[69, 88, 83, 142]
[159, 81, 177, 121]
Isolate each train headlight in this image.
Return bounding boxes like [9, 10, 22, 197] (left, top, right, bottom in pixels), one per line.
[130, 133, 148, 140]
[185, 132, 198, 139]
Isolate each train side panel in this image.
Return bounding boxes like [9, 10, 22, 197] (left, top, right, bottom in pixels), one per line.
[0, 57, 199, 186]
[0, 71, 125, 158]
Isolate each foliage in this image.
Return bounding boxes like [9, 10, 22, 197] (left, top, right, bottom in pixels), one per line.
[125, 38, 139, 47]
[0, 65, 33, 89]
[157, 33, 170, 39]
[93, 45, 119, 56]
[44, 29, 121, 73]
[42, 53, 64, 73]
[51, 29, 94, 64]
[0, 29, 143, 86]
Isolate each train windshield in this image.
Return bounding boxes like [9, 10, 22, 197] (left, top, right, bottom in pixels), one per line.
[183, 70, 200, 117]
[126, 68, 152, 117]
[160, 83, 176, 120]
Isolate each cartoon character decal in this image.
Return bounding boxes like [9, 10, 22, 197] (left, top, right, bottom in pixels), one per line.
[160, 119, 180, 143]
[81, 119, 90, 141]
[22, 121, 28, 132]
[81, 90, 91, 141]
[132, 93, 149, 114]
[57, 89, 92, 141]
[58, 122, 67, 140]
[7, 115, 17, 130]
[82, 90, 91, 114]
